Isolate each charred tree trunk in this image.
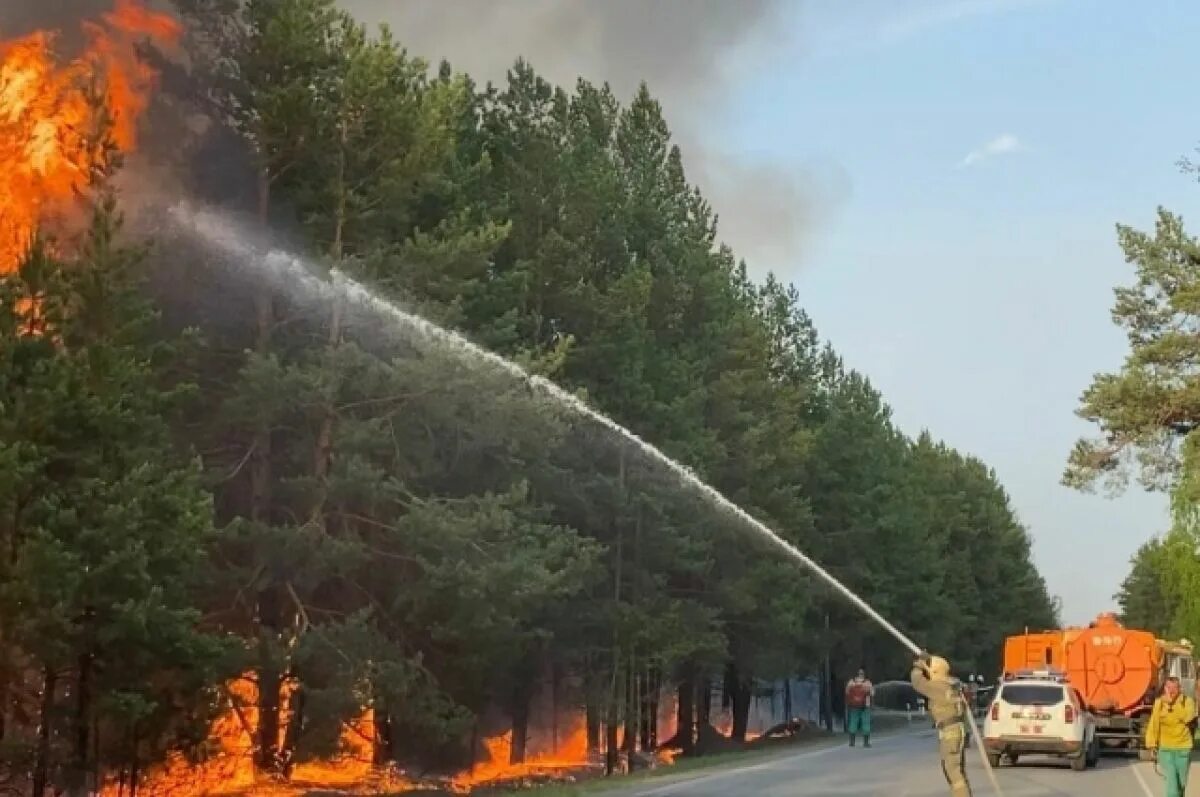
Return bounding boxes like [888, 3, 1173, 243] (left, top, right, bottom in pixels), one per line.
[551, 661, 561, 754]
[69, 610, 95, 797]
[122, 722, 139, 797]
[467, 720, 479, 776]
[280, 683, 305, 775]
[374, 708, 392, 766]
[675, 672, 694, 755]
[829, 664, 843, 730]
[783, 677, 793, 721]
[586, 686, 601, 753]
[697, 677, 712, 729]
[640, 668, 657, 751]
[509, 651, 539, 765]
[256, 594, 283, 772]
[648, 673, 659, 749]
[128, 739, 140, 797]
[604, 715, 619, 776]
[0, 627, 8, 744]
[623, 658, 637, 770]
[32, 666, 56, 797]
[91, 710, 101, 797]
[510, 688, 531, 766]
[727, 663, 753, 743]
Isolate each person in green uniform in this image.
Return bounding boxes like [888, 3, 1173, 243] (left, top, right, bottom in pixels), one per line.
[912, 652, 972, 797]
[1146, 676, 1197, 797]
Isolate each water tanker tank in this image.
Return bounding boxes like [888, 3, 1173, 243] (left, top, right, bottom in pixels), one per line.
[1065, 613, 1158, 715]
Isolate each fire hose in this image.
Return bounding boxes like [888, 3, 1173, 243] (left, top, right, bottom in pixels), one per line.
[772, 542, 1007, 795]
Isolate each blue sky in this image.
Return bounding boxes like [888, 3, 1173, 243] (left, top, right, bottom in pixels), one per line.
[718, 0, 1200, 624]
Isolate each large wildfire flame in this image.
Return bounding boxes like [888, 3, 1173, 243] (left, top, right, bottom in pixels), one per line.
[103, 672, 599, 795]
[1, 5, 661, 794]
[0, 0, 179, 272]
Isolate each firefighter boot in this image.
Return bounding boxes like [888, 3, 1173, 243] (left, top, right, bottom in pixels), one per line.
[864, 735, 871, 748]
[848, 734, 855, 747]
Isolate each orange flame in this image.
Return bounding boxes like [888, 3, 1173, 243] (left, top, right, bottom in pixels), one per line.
[110, 675, 602, 796]
[0, 0, 179, 272]
[451, 720, 594, 790]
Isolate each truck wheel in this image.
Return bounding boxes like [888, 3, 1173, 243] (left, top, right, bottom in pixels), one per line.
[987, 753, 1001, 768]
[1086, 738, 1099, 768]
[1007, 753, 1020, 766]
[1070, 753, 1087, 772]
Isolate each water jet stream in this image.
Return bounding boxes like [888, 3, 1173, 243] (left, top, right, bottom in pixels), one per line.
[165, 201, 1003, 794]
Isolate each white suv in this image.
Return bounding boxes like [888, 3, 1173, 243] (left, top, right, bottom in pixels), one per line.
[982, 670, 1099, 771]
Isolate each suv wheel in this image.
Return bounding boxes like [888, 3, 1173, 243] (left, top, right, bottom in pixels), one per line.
[986, 752, 1001, 768]
[1086, 736, 1099, 768]
[1070, 751, 1087, 772]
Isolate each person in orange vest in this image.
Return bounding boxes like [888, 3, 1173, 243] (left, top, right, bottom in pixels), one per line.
[846, 667, 874, 747]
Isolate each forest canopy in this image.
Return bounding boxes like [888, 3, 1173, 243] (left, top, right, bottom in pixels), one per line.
[0, 0, 1058, 792]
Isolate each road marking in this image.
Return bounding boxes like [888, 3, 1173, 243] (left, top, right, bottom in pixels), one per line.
[1131, 761, 1156, 797]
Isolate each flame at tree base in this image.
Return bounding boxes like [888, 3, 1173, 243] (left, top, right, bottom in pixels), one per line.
[102, 673, 605, 796]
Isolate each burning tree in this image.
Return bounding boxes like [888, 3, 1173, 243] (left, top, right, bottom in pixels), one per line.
[0, 196, 228, 796]
[1, 0, 1059, 794]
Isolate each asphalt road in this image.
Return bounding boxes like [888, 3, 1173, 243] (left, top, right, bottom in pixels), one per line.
[619, 731, 1179, 797]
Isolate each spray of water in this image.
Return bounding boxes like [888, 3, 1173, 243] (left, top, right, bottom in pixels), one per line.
[165, 200, 1003, 794]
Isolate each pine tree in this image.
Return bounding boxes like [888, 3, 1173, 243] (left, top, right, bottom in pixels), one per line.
[0, 195, 225, 796]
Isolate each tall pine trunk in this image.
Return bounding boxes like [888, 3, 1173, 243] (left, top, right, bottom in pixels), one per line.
[585, 673, 601, 753]
[675, 671, 694, 755]
[605, 451, 626, 775]
[639, 668, 656, 751]
[252, 167, 283, 773]
[373, 707, 392, 765]
[727, 661, 752, 742]
[310, 117, 348, 529]
[696, 677, 712, 730]
[32, 666, 56, 797]
[622, 656, 637, 770]
[69, 625, 95, 797]
[509, 666, 534, 766]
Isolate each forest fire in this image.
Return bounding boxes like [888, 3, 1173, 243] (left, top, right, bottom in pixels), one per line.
[0, 0, 178, 270]
[452, 720, 594, 790]
[103, 673, 600, 795]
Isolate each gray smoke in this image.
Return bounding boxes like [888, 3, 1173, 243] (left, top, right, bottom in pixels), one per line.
[0, 0, 174, 48]
[0, 0, 112, 41]
[1, 0, 843, 272]
[341, 0, 842, 273]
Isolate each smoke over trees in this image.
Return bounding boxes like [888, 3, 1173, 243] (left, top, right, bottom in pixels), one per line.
[0, 0, 1057, 793]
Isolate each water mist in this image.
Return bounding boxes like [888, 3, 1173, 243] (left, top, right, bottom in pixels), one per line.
[163, 200, 1004, 794]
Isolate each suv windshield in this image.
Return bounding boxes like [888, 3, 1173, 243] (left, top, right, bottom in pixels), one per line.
[999, 684, 1065, 706]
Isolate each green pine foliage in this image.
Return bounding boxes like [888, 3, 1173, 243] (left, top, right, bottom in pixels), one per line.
[1066, 163, 1200, 648]
[0, 0, 1058, 790]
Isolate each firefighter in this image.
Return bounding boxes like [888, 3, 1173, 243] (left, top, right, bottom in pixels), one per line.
[845, 667, 874, 747]
[912, 652, 972, 797]
[1146, 676, 1197, 797]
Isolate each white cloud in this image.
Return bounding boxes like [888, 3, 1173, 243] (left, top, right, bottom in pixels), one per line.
[959, 133, 1023, 168]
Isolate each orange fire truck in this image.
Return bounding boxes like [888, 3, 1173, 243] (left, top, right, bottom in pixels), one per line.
[1002, 613, 1194, 753]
